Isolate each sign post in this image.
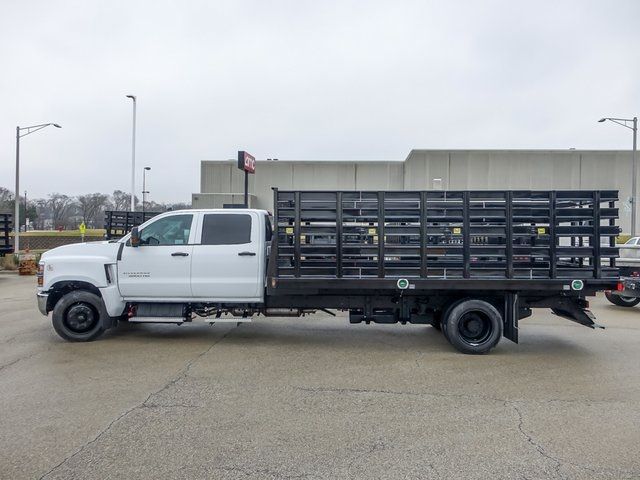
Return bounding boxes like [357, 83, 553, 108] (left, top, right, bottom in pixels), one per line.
[237, 151, 256, 207]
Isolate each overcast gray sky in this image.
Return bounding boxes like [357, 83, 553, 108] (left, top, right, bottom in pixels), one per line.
[1, 0, 638, 203]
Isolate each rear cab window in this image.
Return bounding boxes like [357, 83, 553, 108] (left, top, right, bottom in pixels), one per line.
[201, 214, 252, 245]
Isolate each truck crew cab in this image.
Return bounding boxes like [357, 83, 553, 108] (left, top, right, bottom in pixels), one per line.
[37, 189, 621, 354]
[37, 208, 272, 337]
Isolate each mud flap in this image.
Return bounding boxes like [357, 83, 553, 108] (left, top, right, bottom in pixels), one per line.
[504, 292, 519, 344]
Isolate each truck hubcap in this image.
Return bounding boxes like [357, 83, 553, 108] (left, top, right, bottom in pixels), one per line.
[65, 303, 97, 333]
[458, 312, 491, 344]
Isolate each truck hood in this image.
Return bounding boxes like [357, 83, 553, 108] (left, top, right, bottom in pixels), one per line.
[41, 241, 121, 263]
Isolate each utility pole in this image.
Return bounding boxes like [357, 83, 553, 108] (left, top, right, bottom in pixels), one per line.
[126, 95, 137, 211]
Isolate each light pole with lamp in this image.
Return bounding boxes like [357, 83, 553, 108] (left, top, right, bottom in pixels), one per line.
[598, 116, 638, 236]
[126, 95, 137, 212]
[142, 166, 151, 214]
[14, 123, 62, 252]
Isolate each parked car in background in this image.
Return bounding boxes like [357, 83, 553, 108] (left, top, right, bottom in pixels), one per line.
[606, 236, 640, 307]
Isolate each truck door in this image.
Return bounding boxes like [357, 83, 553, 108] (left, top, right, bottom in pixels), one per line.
[190, 212, 263, 301]
[117, 213, 196, 299]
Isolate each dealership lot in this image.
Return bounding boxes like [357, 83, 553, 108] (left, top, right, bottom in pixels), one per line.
[1, 274, 639, 479]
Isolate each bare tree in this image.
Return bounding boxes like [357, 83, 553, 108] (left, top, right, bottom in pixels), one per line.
[111, 190, 129, 210]
[47, 194, 74, 228]
[112, 190, 139, 211]
[77, 193, 110, 227]
[0, 187, 14, 213]
[167, 202, 191, 211]
[33, 199, 50, 230]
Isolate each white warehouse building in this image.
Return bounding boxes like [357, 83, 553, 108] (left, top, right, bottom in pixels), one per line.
[192, 149, 636, 234]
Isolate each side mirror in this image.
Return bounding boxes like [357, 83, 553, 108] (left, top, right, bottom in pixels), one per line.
[131, 227, 140, 247]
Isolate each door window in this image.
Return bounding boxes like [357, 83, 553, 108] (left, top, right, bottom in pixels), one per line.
[201, 214, 252, 245]
[139, 214, 193, 246]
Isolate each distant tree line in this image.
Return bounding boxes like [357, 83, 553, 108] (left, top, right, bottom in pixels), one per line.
[0, 187, 190, 230]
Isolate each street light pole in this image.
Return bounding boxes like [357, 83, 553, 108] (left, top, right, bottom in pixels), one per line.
[142, 166, 151, 214]
[126, 95, 137, 212]
[14, 127, 19, 250]
[599, 116, 638, 236]
[14, 123, 61, 253]
[634, 116, 638, 237]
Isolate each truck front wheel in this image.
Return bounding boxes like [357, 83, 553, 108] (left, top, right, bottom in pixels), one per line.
[51, 291, 108, 342]
[443, 299, 503, 354]
[605, 291, 640, 307]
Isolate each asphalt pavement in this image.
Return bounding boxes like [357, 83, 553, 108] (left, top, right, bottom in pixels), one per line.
[1, 273, 639, 479]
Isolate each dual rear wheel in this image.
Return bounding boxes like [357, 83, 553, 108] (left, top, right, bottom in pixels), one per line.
[437, 299, 503, 354]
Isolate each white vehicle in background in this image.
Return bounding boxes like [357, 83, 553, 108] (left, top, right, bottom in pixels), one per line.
[606, 237, 640, 307]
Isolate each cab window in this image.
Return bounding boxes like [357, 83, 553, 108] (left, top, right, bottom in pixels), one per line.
[201, 214, 251, 245]
[139, 214, 193, 246]
[624, 237, 639, 245]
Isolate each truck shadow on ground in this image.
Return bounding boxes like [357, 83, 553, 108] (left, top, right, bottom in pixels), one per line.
[103, 319, 593, 358]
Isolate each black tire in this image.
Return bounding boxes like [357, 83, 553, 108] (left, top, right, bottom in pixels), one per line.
[440, 299, 466, 342]
[605, 291, 640, 307]
[443, 299, 503, 354]
[51, 290, 108, 342]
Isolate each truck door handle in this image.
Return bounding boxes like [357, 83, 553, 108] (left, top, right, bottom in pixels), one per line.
[171, 252, 189, 257]
[238, 251, 256, 256]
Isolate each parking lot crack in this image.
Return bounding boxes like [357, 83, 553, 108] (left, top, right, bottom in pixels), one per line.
[0, 350, 42, 373]
[507, 402, 640, 479]
[141, 402, 202, 409]
[37, 326, 238, 480]
[509, 402, 565, 477]
[295, 385, 506, 403]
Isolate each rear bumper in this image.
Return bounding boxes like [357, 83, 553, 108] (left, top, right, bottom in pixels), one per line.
[36, 292, 48, 316]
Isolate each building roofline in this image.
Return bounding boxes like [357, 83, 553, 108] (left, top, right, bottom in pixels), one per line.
[404, 148, 632, 161]
[201, 149, 634, 166]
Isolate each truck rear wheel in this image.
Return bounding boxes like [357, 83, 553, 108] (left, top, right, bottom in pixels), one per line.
[605, 291, 640, 307]
[51, 291, 108, 342]
[443, 299, 502, 354]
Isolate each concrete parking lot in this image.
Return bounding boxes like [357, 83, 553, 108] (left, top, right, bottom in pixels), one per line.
[1, 274, 639, 480]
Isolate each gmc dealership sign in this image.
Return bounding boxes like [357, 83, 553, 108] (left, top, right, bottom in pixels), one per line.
[237, 151, 256, 174]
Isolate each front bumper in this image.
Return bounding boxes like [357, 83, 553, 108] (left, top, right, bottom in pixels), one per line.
[36, 292, 49, 316]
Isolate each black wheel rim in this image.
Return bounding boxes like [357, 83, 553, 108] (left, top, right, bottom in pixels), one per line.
[457, 311, 492, 346]
[64, 303, 98, 333]
[620, 296, 637, 303]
